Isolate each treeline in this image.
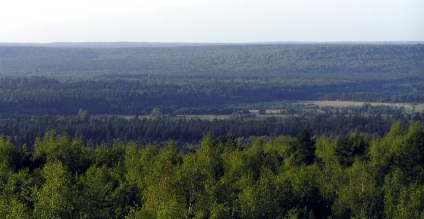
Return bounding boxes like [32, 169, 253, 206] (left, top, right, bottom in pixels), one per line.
[1, 122, 423, 218]
[0, 76, 423, 116]
[1, 112, 422, 150]
[0, 44, 423, 116]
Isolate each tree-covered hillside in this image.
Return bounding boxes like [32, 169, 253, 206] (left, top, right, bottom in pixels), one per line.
[0, 44, 423, 116]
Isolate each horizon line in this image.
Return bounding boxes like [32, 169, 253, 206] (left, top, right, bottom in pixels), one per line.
[1, 40, 423, 44]
[1, 41, 422, 48]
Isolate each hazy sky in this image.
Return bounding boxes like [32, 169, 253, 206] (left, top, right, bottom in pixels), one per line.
[1, 0, 423, 43]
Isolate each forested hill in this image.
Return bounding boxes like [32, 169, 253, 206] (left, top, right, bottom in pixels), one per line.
[0, 44, 423, 116]
[1, 44, 422, 79]
[0, 41, 422, 48]
[0, 42, 226, 48]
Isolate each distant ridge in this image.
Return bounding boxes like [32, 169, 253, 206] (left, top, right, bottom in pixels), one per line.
[0, 42, 227, 48]
[0, 41, 422, 48]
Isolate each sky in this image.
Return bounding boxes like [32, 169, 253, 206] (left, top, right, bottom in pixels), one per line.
[1, 0, 423, 43]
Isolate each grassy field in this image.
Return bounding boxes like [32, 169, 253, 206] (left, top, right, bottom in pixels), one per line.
[92, 114, 233, 120]
[300, 101, 424, 113]
[170, 115, 231, 120]
[92, 114, 292, 121]
[91, 101, 423, 120]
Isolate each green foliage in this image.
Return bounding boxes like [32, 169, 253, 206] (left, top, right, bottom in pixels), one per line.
[142, 142, 185, 218]
[0, 169, 37, 218]
[333, 160, 383, 218]
[124, 142, 143, 187]
[75, 163, 137, 218]
[33, 161, 74, 218]
[239, 167, 280, 218]
[335, 131, 368, 167]
[394, 122, 424, 183]
[0, 122, 423, 218]
[315, 134, 337, 164]
[93, 143, 126, 168]
[33, 131, 91, 173]
[296, 129, 316, 164]
[392, 182, 424, 218]
[0, 138, 21, 172]
[384, 172, 424, 219]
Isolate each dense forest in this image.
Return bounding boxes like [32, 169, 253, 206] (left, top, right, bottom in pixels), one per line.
[0, 107, 422, 151]
[0, 44, 423, 116]
[0, 43, 423, 218]
[0, 122, 423, 218]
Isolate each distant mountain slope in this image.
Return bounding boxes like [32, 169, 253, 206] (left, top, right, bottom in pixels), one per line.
[1, 44, 422, 80]
[0, 41, 422, 48]
[0, 42, 226, 48]
[0, 44, 422, 116]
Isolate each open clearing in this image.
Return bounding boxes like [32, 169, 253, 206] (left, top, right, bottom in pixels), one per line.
[301, 101, 424, 113]
[92, 101, 424, 120]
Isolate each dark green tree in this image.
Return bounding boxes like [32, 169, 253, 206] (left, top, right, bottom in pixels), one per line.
[297, 128, 316, 164]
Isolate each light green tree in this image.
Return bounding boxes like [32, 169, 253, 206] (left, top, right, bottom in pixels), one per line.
[0, 169, 35, 219]
[333, 160, 383, 218]
[33, 131, 91, 174]
[33, 161, 74, 218]
[142, 141, 185, 218]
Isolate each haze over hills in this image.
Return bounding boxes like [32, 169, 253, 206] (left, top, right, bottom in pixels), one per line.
[0, 43, 422, 117]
